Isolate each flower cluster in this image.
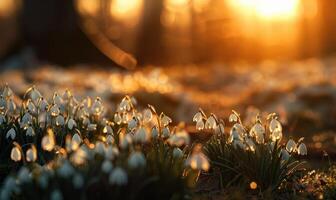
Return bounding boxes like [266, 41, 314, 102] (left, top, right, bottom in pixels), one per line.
[0, 85, 207, 200]
[196, 109, 307, 192]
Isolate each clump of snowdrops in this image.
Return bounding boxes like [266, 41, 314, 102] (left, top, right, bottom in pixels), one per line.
[0, 85, 209, 200]
[193, 109, 308, 193]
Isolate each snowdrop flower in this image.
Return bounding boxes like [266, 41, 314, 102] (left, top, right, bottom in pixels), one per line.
[106, 134, 114, 144]
[286, 139, 297, 153]
[102, 159, 114, 173]
[95, 141, 106, 155]
[6, 128, 16, 140]
[67, 118, 76, 130]
[128, 152, 146, 169]
[17, 167, 31, 183]
[26, 126, 35, 137]
[151, 126, 159, 139]
[71, 133, 82, 151]
[229, 113, 238, 122]
[161, 127, 170, 138]
[167, 130, 190, 147]
[249, 123, 265, 144]
[128, 118, 137, 130]
[10, 146, 21, 162]
[271, 129, 283, 142]
[119, 97, 131, 112]
[186, 144, 209, 171]
[87, 123, 97, 131]
[26, 145, 37, 162]
[58, 161, 74, 178]
[103, 125, 113, 134]
[49, 104, 60, 117]
[50, 189, 63, 200]
[7, 99, 16, 113]
[91, 97, 104, 116]
[134, 127, 150, 143]
[38, 97, 49, 112]
[232, 123, 245, 137]
[105, 146, 119, 160]
[26, 99, 36, 113]
[55, 115, 65, 126]
[160, 114, 172, 127]
[143, 108, 152, 123]
[109, 167, 128, 185]
[119, 134, 132, 149]
[193, 111, 203, 122]
[173, 147, 183, 158]
[20, 112, 32, 128]
[53, 92, 63, 106]
[245, 138, 256, 151]
[297, 143, 307, 156]
[25, 86, 42, 104]
[2, 84, 13, 99]
[114, 113, 122, 125]
[280, 149, 290, 161]
[72, 173, 84, 189]
[228, 125, 243, 143]
[196, 120, 205, 131]
[269, 118, 282, 133]
[205, 116, 217, 130]
[42, 129, 55, 151]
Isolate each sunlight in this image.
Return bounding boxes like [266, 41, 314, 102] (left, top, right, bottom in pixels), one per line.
[110, 0, 143, 21]
[231, 0, 300, 20]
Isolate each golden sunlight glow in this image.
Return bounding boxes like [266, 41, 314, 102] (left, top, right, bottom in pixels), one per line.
[110, 0, 143, 22]
[165, 0, 190, 10]
[162, 0, 191, 27]
[231, 0, 300, 20]
[0, 0, 18, 18]
[77, 0, 99, 16]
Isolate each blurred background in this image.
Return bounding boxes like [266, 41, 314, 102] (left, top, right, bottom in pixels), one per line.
[1, 0, 336, 65]
[0, 0, 336, 160]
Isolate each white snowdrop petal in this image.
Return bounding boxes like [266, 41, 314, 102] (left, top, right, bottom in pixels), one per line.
[6, 128, 16, 140]
[205, 116, 216, 130]
[229, 113, 238, 122]
[143, 109, 152, 123]
[269, 119, 282, 133]
[298, 143, 307, 156]
[128, 152, 146, 169]
[193, 112, 203, 122]
[196, 120, 204, 131]
[10, 147, 21, 162]
[26, 147, 37, 162]
[109, 167, 128, 185]
[102, 160, 113, 173]
[286, 139, 297, 153]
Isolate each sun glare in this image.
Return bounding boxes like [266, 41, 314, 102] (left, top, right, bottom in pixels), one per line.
[232, 0, 300, 20]
[110, 0, 143, 21]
